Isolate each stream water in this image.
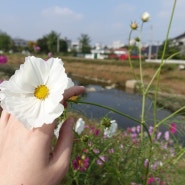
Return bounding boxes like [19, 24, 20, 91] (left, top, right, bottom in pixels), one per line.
[70, 77, 183, 131]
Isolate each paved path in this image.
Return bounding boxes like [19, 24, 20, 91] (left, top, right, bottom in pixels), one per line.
[145, 59, 185, 64]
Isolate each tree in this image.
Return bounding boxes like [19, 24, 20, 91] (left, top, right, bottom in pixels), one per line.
[46, 31, 58, 54]
[37, 36, 49, 53]
[78, 34, 91, 54]
[0, 31, 13, 52]
[37, 31, 68, 54]
[157, 39, 181, 59]
[59, 39, 68, 53]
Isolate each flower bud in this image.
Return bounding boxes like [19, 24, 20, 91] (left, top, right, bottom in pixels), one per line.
[141, 12, 150, 22]
[81, 135, 89, 142]
[130, 22, 138, 30]
[135, 37, 140, 42]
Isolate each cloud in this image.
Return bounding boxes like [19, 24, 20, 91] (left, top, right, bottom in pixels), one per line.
[42, 6, 83, 20]
[37, 6, 85, 40]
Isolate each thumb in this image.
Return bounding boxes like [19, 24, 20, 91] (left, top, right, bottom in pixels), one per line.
[52, 118, 75, 169]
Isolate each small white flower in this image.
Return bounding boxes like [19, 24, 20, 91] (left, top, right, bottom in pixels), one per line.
[54, 121, 63, 139]
[141, 12, 150, 22]
[159, 161, 163, 167]
[129, 39, 136, 46]
[104, 120, 118, 138]
[0, 56, 74, 129]
[164, 131, 170, 141]
[74, 118, 85, 135]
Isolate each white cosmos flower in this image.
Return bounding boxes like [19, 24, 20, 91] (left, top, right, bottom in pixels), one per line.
[0, 56, 74, 129]
[74, 118, 85, 135]
[54, 121, 63, 139]
[141, 12, 150, 22]
[104, 120, 118, 138]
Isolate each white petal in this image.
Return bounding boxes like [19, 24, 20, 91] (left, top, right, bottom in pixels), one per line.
[75, 118, 85, 135]
[104, 120, 118, 138]
[1, 56, 71, 128]
[54, 121, 63, 138]
[67, 77, 74, 88]
[46, 59, 67, 89]
[26, 56, 50, 84]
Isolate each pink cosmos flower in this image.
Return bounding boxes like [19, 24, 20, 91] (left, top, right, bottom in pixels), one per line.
[82, 148, 88, 153]
[90, 126, 100, 136]
[149, 126, 153, 136]
[164, 131, 170, 141]
[170, 123, 177, 134]
[151, 163, 157, 171]
[72, 155, 89, 172]
[0, 55, 7, 64]
[156, 131, 162, 140]
[108, 148, 114, 154]
[131, 127, 136, 132]
[34, 46, 40, 52]
[147, 176, 155, 184]
[119, 144, 124, 149]
[136, 125, 140, 133]
[144, 159, 149, 168]
[48, 52, 53, 58]
[93, 148, 100, 154]
[131, 132, 137, 139]
[97, 155, 108, 166]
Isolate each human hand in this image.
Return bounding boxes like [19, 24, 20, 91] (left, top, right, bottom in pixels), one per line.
[0, 86, 85, 185]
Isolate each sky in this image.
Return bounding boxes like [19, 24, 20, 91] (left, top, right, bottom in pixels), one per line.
[0, 0, 184, 46]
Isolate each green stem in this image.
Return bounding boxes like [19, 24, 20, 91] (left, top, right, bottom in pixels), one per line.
[84, 142, 113, 184]
[143, 2, 177, 182]
[139, 22, 144, 85]
[156, 148, 185, 172]
[144, 52, 179, 94]
[138, 22, 146, 141]
[152, 0, 177, 142]
[156, 105, 185, 128]
[128, 30, 137, 80]
[69, 100, 140, 124]
[68, 100, 152, 142]
[140, 93, 146, 140]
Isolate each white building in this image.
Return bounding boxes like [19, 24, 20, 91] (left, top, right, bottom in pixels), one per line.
[13, 38, 28, 47]
[170, 32, 185, 56]
[85, 42, 110, 59]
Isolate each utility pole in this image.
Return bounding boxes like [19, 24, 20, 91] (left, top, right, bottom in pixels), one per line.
[148, 25, 153, 60]
[57, 33, 61, 53]
[156, 41, 160, 59]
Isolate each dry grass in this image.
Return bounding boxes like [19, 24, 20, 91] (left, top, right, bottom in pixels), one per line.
[63, 59, 185, 96]
[2, 54, 185, 96]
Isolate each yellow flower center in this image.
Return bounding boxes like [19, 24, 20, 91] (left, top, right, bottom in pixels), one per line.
[34, 85, 49, 100]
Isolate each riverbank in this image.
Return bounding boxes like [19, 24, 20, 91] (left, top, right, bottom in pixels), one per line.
[1, 54, 185, 114]
[62, 56, 185, 114]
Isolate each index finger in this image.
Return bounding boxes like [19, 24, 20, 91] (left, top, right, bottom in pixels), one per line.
[63, 86, 85, 101]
